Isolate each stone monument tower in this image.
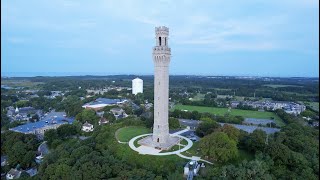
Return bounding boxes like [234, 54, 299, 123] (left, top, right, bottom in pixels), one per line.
[138, 26, 179, 150]
[152, 26, 171, 145]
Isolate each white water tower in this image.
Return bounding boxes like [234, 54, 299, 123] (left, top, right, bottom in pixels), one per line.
[132, 78, 143, 95]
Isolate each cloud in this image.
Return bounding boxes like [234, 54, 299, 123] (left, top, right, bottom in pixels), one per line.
[2, 0, 318, 53]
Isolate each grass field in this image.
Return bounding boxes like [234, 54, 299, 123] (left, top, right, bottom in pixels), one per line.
[174, 105, 285, 126]
[306, 102, 319, 112]
[1, 80, 44, 88]
[115, 126, 151, 142]
[263, 84, 302, 88]
[181, 141, 201, 157]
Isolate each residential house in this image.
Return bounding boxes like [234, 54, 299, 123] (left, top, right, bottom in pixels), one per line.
[99, 118, 109, 125]
[82, 122, 94, 132]
[25, 168, 37, 177]
[6, 169, 21, 180]
[110, 108, 128, 120]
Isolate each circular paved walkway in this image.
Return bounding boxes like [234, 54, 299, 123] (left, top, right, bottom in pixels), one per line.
[129, 133, 193, 155]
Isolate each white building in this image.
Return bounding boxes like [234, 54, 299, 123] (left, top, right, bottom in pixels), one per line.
[6, 169, 21, 179]
[82, 122, 94, 132]
[132, 78, 143, 95]
[184, 160, 201, 177]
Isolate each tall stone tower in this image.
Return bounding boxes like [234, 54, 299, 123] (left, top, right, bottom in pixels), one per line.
[152, 26, 171, 146]
[138, 26, 179, 150]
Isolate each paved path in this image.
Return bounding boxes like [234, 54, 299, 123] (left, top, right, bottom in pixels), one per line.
[171, 127, 190, 136]
[177, 153, 213, 165]
[128, 132, 193, 156]
[118, 141, 128, 144]
[127, 128, 213, 164]
[38, 141, 49, 155]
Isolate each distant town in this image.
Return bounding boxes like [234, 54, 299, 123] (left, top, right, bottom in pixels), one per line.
[1, 75, 319, 179]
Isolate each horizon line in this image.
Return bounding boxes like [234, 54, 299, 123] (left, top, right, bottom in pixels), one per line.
[1, 73, 319, 79]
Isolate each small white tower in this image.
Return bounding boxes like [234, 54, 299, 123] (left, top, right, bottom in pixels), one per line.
[132, 78, 143, 95]
[15, 107, 19, 113]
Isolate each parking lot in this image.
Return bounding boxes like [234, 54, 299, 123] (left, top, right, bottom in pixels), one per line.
[178, 118, 280, 135]
[178, 119, 201, 130]
[180, 130, 200, 142]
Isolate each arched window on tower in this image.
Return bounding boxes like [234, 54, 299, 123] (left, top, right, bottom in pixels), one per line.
[165, 37, 167, 46]
[159, 37, 161, 46]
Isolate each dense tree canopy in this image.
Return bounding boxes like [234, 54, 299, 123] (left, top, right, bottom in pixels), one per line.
[199, 132, 238, 163]
[75, 109, 99, 124]
[1, 131, 39, 169]
[196, 120, 220, 137]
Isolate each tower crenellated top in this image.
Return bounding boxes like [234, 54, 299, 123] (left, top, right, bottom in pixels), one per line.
[153, 26, 171, 65]
[154, 26, 169, 47]
[155, 26, 169, 34]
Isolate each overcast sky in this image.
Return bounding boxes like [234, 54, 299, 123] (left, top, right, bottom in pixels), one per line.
[1, 0, 319, 77]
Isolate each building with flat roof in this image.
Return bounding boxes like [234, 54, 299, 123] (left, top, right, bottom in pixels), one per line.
[9, 117, 74, 139]
[82, 98, 127, 111]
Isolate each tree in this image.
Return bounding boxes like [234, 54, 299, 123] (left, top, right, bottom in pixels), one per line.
[15, 100, 31, 108]
[216, 124, 240, 143]
[76, 109, 99, 124]
[200, 117, 213, 122]
[244, 129, 267, 153]
[169, 117, 180, 129]
[199, 132, 238, 162]
[208, 156, 274, 179]
[8, 141, 28, 168]
[103, 112, 116, 123]
[57, 124, 78, 138]
[196, 121, 220, 137]
[300, 110, 317, 119]
[19, 171, 30, 179]
[44, 129, 59, 147]
[21, 151, 36, 168]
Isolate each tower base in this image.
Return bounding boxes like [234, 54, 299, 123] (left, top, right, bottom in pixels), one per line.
[138, 135, 180, 150]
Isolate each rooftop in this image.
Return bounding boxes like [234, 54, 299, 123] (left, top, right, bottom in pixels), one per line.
[10, 117, 74, 133]
[83, 122, 93, 127]
[7, 168, 21, 177]
[26, 168, 37, 177]
[83, 98, 127, 107]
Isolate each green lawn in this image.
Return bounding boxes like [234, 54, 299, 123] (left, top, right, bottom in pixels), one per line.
[263, 84, 302, 88]
[1, 80, 44, 88]
[115, 126, 151, 142]
[181, 141, 201, 157]
[180, 139, 188, 145]
[306, 102, 319, 112]
[174, 105, 285, 126]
